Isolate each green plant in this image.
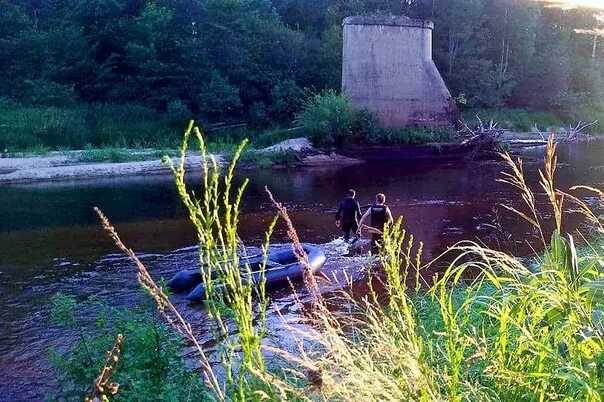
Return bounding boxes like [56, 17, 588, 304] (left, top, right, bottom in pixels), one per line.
[0, 103, 183, 151]
[463, 108, 565, 132]
[239, 149, 298, 168]
[252, 127, 304, 148]
[269, 80, 310, 122]
[164, 121, 281, 398]
[351, 109, 381, 144]
[49, 293, 207, 401]
[273, 135, 604, 401]
[296, 90, 353, 147]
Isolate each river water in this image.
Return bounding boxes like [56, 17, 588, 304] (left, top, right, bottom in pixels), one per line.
[1, 139, 603, 400]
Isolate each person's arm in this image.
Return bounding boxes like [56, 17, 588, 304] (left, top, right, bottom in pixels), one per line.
[355, 201, 362, 220]
[386, 207, 394, 224]
[358, 208, 371, 232]
[335, 202, 343, 226]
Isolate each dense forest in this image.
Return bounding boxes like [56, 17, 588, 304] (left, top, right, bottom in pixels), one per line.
[1, 0, 603, 149]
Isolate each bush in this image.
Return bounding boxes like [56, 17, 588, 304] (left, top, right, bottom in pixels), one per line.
[565, 107, 604, 133]
[78, 148, 169, 163]
[248, 101, 269, 124]
[49, 293, 207, 401]
[269, 80, 309, 122]
[238, 148, 297, 168]
[351, 108, 381, 144]
[0, 106, 87, 150]
[297, 92, 459, 148]
[365, 126, 456, 146]
[166, 99, 192, 125]
[252, 127, 304, 148]
[296, 90, 353, 147]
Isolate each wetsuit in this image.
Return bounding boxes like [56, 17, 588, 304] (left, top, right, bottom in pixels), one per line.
[370, 204, 388, 251]
[335, 197, 362, 242]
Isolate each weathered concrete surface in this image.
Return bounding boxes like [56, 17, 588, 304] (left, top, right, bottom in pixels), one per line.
[342, 15, 459, 128]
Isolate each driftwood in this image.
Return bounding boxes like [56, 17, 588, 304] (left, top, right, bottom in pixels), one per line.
[458, 116, 507, 159]
[531, 120, 598, 141]
[204, 122, 248, 132]
[458, 116, 598, 159]
[563, 120, 598, 141]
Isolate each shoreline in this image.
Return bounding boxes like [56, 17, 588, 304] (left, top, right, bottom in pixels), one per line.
[1, 133, 594, 185]
[0, 153, 213, 185]
[0, 149, 363, 185]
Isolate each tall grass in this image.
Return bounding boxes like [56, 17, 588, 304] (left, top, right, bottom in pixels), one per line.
[0, 103, 181, 150]
[92, 125, 604, 401]
[463, 108, 565, 132]
[163, 121, 285, 398]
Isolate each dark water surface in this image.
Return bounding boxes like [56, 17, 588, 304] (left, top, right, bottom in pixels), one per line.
[1, 139, 602, 400]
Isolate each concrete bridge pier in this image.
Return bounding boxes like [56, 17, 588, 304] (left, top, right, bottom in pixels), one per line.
[342, 16, 460, 128]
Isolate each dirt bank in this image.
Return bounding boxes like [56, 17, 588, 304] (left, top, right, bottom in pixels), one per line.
[0, 138, 362, 184]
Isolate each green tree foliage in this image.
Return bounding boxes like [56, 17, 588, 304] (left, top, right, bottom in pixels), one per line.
[1, 0, 603, 138]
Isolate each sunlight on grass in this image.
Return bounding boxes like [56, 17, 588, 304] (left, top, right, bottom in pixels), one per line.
[85, 122, 604, 401]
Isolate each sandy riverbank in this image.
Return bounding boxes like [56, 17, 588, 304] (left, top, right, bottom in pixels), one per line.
[0, 138, 363, 184]
[4, 133, 581, 185]
[0, 153, 215, 184]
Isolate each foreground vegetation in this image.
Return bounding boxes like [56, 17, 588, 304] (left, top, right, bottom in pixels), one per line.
[51, 123, 604, 401]
[50, 294, 207, 401]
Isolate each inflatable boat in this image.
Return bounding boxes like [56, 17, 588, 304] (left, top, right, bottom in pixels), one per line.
[167, 244, 326, 302]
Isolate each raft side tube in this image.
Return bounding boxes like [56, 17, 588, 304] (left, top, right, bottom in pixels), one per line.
[186, 244, 326, 302]
[167, 253, 265, 291]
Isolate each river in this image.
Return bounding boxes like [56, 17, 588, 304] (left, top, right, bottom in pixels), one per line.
[0, 138, 602, 400]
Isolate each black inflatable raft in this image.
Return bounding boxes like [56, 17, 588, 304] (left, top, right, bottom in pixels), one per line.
[167, 244, 326, 302]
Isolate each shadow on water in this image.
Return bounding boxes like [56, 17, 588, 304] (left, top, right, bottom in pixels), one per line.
[0, 137, 602, 399]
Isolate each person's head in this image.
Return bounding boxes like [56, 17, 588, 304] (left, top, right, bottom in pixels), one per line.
[375, 193, 386, 205]
[347, 189, 356, 198]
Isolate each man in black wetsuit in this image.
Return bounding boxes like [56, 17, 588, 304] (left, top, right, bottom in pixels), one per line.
[335, 189, 362, 243]
[358, 193, 394, 251]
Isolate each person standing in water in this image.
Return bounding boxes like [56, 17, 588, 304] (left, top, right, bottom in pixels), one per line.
[335, 189, 363, 243]
[358, 193, 394, 251]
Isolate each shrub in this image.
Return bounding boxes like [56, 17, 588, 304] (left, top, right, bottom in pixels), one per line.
[269, 79, 309, 122]
[248, 101, 269, 123]
[78, 148, 169, 163]
[0, 103, 181, 150]
[562, 106, 604, 133]
[296, 90, 353, 147]
[364, 126, 456, 146]
[351, 108, 381, 144]
[252, 127, 304, 148]
[49, 293, 207, 400]
[166, 99, 192, 125]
